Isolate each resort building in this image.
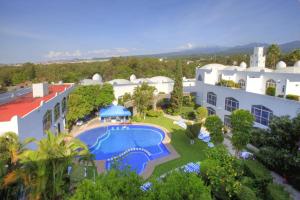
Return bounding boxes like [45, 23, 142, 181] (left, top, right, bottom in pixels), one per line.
[80, 73, 103, 85]
[195, 47, 300, 128]
[108, 74, 196, 100]
[0, 83, 74, 148]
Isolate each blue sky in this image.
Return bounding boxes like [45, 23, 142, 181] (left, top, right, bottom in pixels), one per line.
[0, 0, 300, 63]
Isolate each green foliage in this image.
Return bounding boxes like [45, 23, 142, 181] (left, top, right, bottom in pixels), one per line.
[286, 94, 299, 101]
[217, 79, 240, 88]
[169, 60, 183, 114]
[236, 185, 258, 200]
[133, 83, 156, 118]
[282, 49, 300, 66]
[243, 160, 273, 190]
[195, 107, 208, 123]
[145, 171, 212, 200]
[146, 109, 163, 117]
[266, 183, 291, 200]
[132, 114, 142, 122]
[266, 44, 281, 69]
[231, 110, 254, 152]
[185, 123, 201, 144]
[67, 84, 114, 127]
[180, 106, 196, 120]
[266, 87, 276, 96]
[202, 147, 242, 199]
[204, 115, 224, 144]
[182, 95, 195, 107]
[118, 92, 132, 105]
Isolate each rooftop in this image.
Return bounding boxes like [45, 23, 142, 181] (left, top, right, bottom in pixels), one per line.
[0, 84, 72, 122]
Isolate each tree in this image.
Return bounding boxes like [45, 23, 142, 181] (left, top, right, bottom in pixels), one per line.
[3, 131, 91, 200]
[231, 110, 254, 154]
[204, 115, 224, 144]
[169, 60, 183, 114]
[196, 107, 208, 123]
[283, 49, 300, 66]
[185, 123, 201, 144]
[266, 44, 281, 69]
[145, 171, 212, 200]
[70, 169, 143, 200]
[133, 83, 156, 119]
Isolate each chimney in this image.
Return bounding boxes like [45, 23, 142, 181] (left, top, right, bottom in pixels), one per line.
[32, 83, 49, 98]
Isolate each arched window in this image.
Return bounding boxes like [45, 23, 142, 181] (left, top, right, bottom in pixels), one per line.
[225, 97, 239, 112]
[197, 74, 203, 81]
[224, 115, 231, 128]
[54, 103, 60, 121]
[238, 79, 246, 89]
[43, 110, 52, 131]
[207, 107, 216, 116]
[62, 97, 66, 113]
[251, 105, 273, 126]
[266, 79, 276, 89]
[207, 92, 217, 106]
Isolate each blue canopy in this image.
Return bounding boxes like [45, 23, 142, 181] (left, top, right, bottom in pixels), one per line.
[99, 105, 131, 118]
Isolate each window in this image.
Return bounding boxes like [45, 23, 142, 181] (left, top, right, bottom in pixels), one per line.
[62, 97, 66, 113]
[43, 110, 52, 131]
[54, 103, 60, 121]
[282, 85, 285, 93]
[224, 115, 231, 128]
[207, 107, 216, 116]
[266, 79, 276, 89]
[225, 97, 239, 112]
[197, 74, 203, 81]
[238, 79, 246, 89]
[207, 92, 217, 106]
[251, 105, 273, 126]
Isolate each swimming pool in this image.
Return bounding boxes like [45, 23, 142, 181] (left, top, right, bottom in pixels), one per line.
[77, 125, 170, 174]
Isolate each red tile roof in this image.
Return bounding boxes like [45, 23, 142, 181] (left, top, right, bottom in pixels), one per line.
[0, 84, 71, 122]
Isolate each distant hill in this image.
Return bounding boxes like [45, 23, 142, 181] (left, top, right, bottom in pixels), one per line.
[151, 41, 300, 57]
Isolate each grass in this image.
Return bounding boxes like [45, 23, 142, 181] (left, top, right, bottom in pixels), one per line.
[141, 116, 208, 178]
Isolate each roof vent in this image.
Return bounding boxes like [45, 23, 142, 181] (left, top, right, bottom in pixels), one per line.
[32, 83, 49, 98]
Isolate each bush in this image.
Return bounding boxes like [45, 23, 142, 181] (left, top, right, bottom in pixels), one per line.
[266, 183, 291, 200]
[132, 115, 142, 122]
[146, 109, 163, 117]
[236, 185, 258, 200]
[243, 160, 273, 190]
[249, 128, 266, 148]
[182, 95, 195, 107]
[181, 111, 196, 120]
[217, 79, 240, 88]
[286, 94, 299, 101]
[266, 87, 275, 96]
[204, 115, 224, 144]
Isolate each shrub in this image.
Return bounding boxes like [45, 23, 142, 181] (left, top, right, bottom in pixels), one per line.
[217, 79, 240, 88]
[266, 87, 275, 96]
[286, 94, 299, 101]
[243, 160, 273, 190]
[182, 95, 195, 107]
[146, 109, 163, 117]
[236, 185, 258, 200]
[181, 111, 196, 120]
[204, 115, 224, 144]
[266, 183, 291, 200]
[196, 107, 208, 123]
[132, 115, 142, 122]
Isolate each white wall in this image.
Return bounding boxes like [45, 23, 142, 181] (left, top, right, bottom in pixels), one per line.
[285, 80, 300, 96]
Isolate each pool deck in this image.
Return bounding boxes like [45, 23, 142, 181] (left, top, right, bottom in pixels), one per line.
[70, 117, 180, 179]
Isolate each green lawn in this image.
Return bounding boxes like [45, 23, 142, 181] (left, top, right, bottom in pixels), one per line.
[141, 116, 208, 178]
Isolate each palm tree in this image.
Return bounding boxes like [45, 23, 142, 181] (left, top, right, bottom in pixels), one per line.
[3, 131, 92, 200]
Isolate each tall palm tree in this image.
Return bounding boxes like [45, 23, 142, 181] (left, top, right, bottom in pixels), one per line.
[3, 131, 92, 200]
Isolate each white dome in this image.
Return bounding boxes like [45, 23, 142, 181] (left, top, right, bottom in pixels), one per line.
[294, 60, 300, 68]
[240, 62, 247, 68]
[129, 74, 136, 81]
[92, 73, 102, 82]
[276, 61, 287, 69]
[150, 76, 173, 83]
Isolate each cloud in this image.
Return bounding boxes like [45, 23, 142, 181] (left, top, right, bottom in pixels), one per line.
[45, 48, 135, 59]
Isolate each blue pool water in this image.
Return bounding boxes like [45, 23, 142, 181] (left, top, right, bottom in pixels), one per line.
[77, 125, 170, 174]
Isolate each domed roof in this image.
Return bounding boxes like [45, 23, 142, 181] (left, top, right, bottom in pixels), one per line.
[276, 61, 287, 69]
[294, 60, 300, 68]
[92, 73, 102, 81]
[129, 74, 136, 81]
[240, 62, 247, 68]
[201, 63, 226, 70]
[150, 76, 173, 83]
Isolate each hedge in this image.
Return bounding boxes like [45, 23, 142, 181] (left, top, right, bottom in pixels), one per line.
[266, 183, 291, 200]
[236, 185, 258, 200]
[266, 87, 275, 96]
[286, 94, 299, 101]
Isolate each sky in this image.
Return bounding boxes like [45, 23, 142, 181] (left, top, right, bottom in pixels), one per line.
[0, 0, 300, 63]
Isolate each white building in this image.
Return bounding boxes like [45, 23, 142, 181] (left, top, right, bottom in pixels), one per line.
[195, 47, 300, 128]
[0, 83, 74, 148]
[108, 75, 196, 100]
[80, 73, 103, 85]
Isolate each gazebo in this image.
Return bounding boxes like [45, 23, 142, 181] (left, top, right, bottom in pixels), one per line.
[99, 105, 131, 123]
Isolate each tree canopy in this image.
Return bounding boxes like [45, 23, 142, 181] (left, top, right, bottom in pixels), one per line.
[133, 83, 156, 118]
[266, 44, 281, 69]
[169, 60, 183, 114]
[204, 115, 224, 144]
